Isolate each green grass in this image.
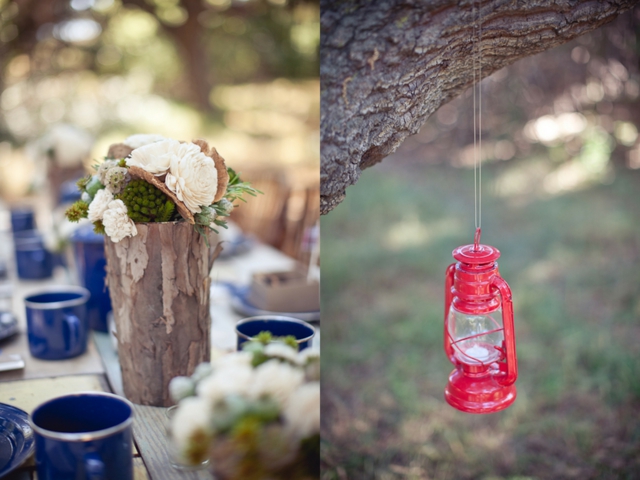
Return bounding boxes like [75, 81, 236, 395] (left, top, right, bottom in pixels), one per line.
[321, 160, 640, 479]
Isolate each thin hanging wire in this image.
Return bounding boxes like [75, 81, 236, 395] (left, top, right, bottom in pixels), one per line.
[473, 0, 483, 232]
[472, 0, 477, 231]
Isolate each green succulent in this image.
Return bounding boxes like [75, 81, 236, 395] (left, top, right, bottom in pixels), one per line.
[116, 179, 175, 223]
[65, 201, 89, 222]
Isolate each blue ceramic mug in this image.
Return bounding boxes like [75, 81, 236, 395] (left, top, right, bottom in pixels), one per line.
[10, 207, 35, 234]
[71, 225, 112, 332]
[25, 286, 90, 360]
[30, 392, 134, 480]
[14, 230, 54, 280]
[235, 315, 316, 351]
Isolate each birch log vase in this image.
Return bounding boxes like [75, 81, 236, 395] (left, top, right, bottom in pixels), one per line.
[104, 221, 219, 406]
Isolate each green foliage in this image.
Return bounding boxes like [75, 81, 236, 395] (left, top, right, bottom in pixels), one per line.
[76, 175, 92, 192]
[93, 220, 105, 235]
[253, 331, 298, 350]
[116, 179, 176, 223]
[65, 201, 89, 222]
[85, 176, 105, 198]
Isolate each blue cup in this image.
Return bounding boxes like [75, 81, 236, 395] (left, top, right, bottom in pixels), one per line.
[30, 392, 134, 480]
[14, 230, 54, 280]
[235, 315, 315, 351]
[59, 179, 83, 205]
[25, 286, 90, 360]
[10, 207, 35, 234]
[71, 225, 111, 332]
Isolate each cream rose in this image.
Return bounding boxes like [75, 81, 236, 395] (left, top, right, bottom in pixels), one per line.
[165, 143, 218, 214]
[196, 363, 254, 404]
[102, 199, 137, 243]
[127, 139, 181, 175]
[283, 382, 320, 439]
[123, 133, 166, 150]
[87, 188, 114, 222]
[249, 359, 304, 407]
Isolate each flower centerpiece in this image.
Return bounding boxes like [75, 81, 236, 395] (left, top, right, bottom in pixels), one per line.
[66, 134, 259, 407]
[66, 134, 257, 242]
[168, 339, 320, 480]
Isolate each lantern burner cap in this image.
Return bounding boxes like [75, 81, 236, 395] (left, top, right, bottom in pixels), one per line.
[453, 243, 500, 264]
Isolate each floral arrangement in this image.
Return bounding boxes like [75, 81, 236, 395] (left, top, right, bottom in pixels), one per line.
[65, 134, 258, 242]
[168, 339, 320, 480]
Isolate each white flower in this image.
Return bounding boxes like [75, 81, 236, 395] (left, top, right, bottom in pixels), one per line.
[191, 362, 214, 384]
[169, 376, 195, 402]
[97, 159, 118, 184]
[297, 347, 320, 366]
[284, 382, 320, 439]
[87, 188, 114, 222]
[264, 343, 299, 364]
[211, 351, 253, 370]
[298, 347, 320, 381]
[249, 359, 304, 407]
[127, 139, 180, 175]
[102, 199, 137, 243]
[171, 396, 212, 459]
[197, 364, 254, 404]
[123, 133, 166, 150]
[165, 143, 218, 214]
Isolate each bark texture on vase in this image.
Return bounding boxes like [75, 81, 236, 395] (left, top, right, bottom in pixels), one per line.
[104, 221, 220, 407]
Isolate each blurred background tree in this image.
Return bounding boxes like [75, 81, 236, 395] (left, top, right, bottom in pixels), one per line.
[0, 0, 319, 258]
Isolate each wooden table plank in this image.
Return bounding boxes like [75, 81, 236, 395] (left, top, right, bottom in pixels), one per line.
[0, 374, 107, 413]
[134, 457, 150, 480]
[92, 331, 123, 396]
[132, 405, 212, 480]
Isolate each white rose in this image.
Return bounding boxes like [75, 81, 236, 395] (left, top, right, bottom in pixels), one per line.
[169, 376, 195, 402]
[123, 133, 166, 150]
[264, 343, 299, 364]
[102, 199, 137, 243]
[297, 347, 320, 366]
[211, 351, 253, 370]
[283, 382, 320, 439]
[165, 143, 218, 214]
[87, 188, 114, 222]
[196, 364, 254, 404]
[171, 396, 213, 464]
[249, 359, 304, 407]
[127, 139, 181, 175]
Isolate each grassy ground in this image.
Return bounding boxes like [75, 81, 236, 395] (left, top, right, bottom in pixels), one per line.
[320, 158, 640, 479]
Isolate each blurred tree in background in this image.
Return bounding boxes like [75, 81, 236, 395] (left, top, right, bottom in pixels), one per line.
[0, 0, 319, 257]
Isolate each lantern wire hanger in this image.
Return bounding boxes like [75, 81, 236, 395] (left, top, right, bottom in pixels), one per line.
[473, 0, 482, 246]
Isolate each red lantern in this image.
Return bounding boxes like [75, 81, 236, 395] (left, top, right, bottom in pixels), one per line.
[443, 229, 518, 414]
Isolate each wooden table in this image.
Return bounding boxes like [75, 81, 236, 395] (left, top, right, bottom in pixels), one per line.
[0, 229, 318, 479]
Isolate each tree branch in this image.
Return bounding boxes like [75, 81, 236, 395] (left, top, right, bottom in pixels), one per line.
[319, 0, 639, 214]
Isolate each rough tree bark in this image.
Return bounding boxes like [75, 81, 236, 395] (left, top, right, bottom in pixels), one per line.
[320, 0, 639, 214]
[105, 221, 220, 407]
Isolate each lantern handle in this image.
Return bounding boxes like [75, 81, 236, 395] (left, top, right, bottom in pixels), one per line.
[491, 275, 518, 386]
[444, 263, 456, 364]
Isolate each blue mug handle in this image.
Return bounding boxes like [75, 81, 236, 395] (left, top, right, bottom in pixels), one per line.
[63, 314, 81, 353]
[85, 453, 105, 480]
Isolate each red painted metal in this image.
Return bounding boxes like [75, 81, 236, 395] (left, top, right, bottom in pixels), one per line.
[443, 228, 518, 414]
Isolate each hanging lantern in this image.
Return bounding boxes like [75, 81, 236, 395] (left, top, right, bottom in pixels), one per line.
[443, 229, 517, 414]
